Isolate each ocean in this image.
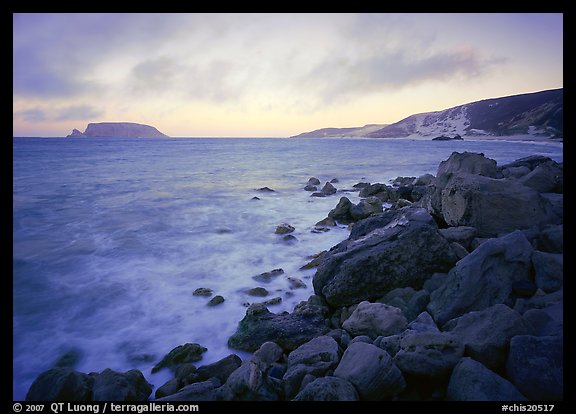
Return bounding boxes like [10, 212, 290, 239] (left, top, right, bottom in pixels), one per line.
[12, 137, 563, 400]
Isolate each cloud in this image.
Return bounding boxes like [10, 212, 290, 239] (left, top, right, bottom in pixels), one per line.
[14, 105, 104, 123]
[298, 47, 506, 104]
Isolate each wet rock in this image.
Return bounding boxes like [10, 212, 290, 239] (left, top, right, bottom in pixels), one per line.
[342, 301, 407, 339]
[447, 358, 527, 401]
[207, 295, 225, 306]
[183, 354, 242, 386]
[275, 223, 295, 234]
[216, 342, 284, 401]
[91, 368, 152, 401]
[193, 288, 213, 297]
[293, 377, 359, 401]
[26, 368, 93, 401]
[506, 335, 563, 400]
[245, 287, 269, 297]
[334, 342, 406, 400]
[327, 197, 354, 223]
[287, 277, 306, 289]
[321, 182, 337, 195]
[314, 207, 456, 307]
[152, 343, 208, 373]
[227, 303, 329, 352]
[315, 217, 336, 227]
[303, 184, 317, 191]
[157, 379, 219, 401]
[253, 268, 284, 283]
[307, 177, 321, 185]
[427, 230, 533, 326]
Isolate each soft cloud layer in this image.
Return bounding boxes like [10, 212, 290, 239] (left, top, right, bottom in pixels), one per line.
[13, 13, 563, 136]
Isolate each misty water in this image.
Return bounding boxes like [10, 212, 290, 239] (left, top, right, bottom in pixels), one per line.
[13, 137, 563, 399]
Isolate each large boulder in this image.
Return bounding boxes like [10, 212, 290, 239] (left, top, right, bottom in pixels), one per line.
[506, 335, 563, 400]
[313, 207, 457, 307]
[282, 335, 340, 398]
[394, 332, 464, 380]
[427, 230, 534, 326]
[227, 303, 329, 352]
[425, 152, 560, 236]
[293, 377, 359, 401]
[26, 368, 93, 401]
[447, 358, 527, 401]
[90, 369, 153, 401]
[334, 342, 406, 400]
[342, 301, 407, 339]
[442, 304, 534, 370]
[532, 251, 563, 293]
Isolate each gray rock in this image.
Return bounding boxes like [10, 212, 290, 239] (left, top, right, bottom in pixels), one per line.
[427, 230, 533, 326]
[307, 177, 321, 185]
[193, 288, 213, 297]
[501, 165, 531, 179]
[447, 358, 527, 401]
[437, 173, 559, 236]
[207, 295, 225, 306]
[522, 303, 563, 337]
[293, 376, 359, 401]
[26, 368, 93, 401]
[506, 335, 563, 400]
[436, 151, 499, 178]
[413, 173, 435, 186]
[349, 335, 373, 345]
[518, 162, 563, 193]
[253, 268, 284, 283]
[373, 335, 402, 357]
[303, 184, 317, 191]
[287, 277, 306, 289]
[359, 183, 390, 198]
[334, 342, 406, 400]
[342, 301, 407, 339]
[155, 378, 180, 399]
[282, 336, 340, 398]
[328, 197, 354, 223]
[314, 208, 456, 307]
[245, 287, 269, 297]
[152, 343, 208, 373]
[501, 155, 557, 171]
[405, 311, 439, 333]
[514, 289, 563, 315]
[422, 273, 448, 293]
[275, 223, 295, 234]
[438, 226, 478, 250]
[442, 304, 533, 370]
[227, 303, 329, 352]
[183, 354, 242, 386]
[216, 342, 284, 401]
[536, 224, 563, 253]
[394, 332, 464, 379]
[156, 379, 218, 401]
[349, 197, 383, 221]
[532, 251, 563, 293]
[91, 368, 153, 401]
[321, 182, 337, 195]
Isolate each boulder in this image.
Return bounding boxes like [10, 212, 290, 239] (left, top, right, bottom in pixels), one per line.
[342, 301, 407, 339]
[152, 343, 207, 373]
[518, 162, 563, 193]
[438, 226, 478, 251]
[183, 354, 243, 386]
[91, 368, 153, 401]
[227, 303, 329, 352]
[216, 342, 284, 401]
[394, 332, 464, 379]
[427, 230, 534, 326]
[293, 377, 359, 401]
[253, 268, 284, 283]
[313, 208, 457, 307]
[532, 251, 563, 293]
[506, 335, 563, 400]
[307, 177, 321, 185]
[207, 295, 225, 306]
[522, 303, 563, 337]
[442, 304, 534, 370]
[359, 183, 390, 199]
[349, 197, 383, 221]
[303, 184, 317, 191]
[447, 358, 527, 401]
[156, 379, 218, 401]
[26, 368, 93, 401]
[321, 182, 337, 195]
[536, 224, 563, 253]
[282, 336, 340, 398]
[334, 342, 406, 400]
[192, 288, 213, 297]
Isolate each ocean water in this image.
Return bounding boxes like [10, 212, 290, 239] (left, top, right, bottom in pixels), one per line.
[12, 137, 563, 400]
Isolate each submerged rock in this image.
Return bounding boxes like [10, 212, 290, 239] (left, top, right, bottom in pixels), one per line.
[275, 223, 295, 234]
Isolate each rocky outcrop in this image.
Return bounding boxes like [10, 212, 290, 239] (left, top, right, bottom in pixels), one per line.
[67, 122, 169, 138]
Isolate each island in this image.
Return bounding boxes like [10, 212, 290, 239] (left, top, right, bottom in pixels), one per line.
[66, 122, 169, 138]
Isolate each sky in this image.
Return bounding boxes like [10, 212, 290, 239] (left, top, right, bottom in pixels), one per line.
[13, 13, 563, 137]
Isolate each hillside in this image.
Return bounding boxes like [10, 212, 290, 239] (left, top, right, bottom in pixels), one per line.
[292, 89, 563, 140]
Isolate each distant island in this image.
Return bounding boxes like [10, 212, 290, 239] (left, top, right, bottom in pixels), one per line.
[291, 88, 563, 141]
[67, 122, 169, 138]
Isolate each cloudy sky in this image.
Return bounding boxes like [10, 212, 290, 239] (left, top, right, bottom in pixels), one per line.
[13, 13, 563, 137]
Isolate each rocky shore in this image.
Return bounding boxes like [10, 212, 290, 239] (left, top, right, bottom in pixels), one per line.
[25, 151, 563, 401]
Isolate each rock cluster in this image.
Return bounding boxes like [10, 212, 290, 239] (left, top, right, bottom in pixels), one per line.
[26, 152, 563, 401]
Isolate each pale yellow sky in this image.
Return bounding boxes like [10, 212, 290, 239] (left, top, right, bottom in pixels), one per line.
[13, 13, 563, 137]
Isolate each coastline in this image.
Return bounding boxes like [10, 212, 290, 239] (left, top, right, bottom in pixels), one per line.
[23, 150, 564, 402]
